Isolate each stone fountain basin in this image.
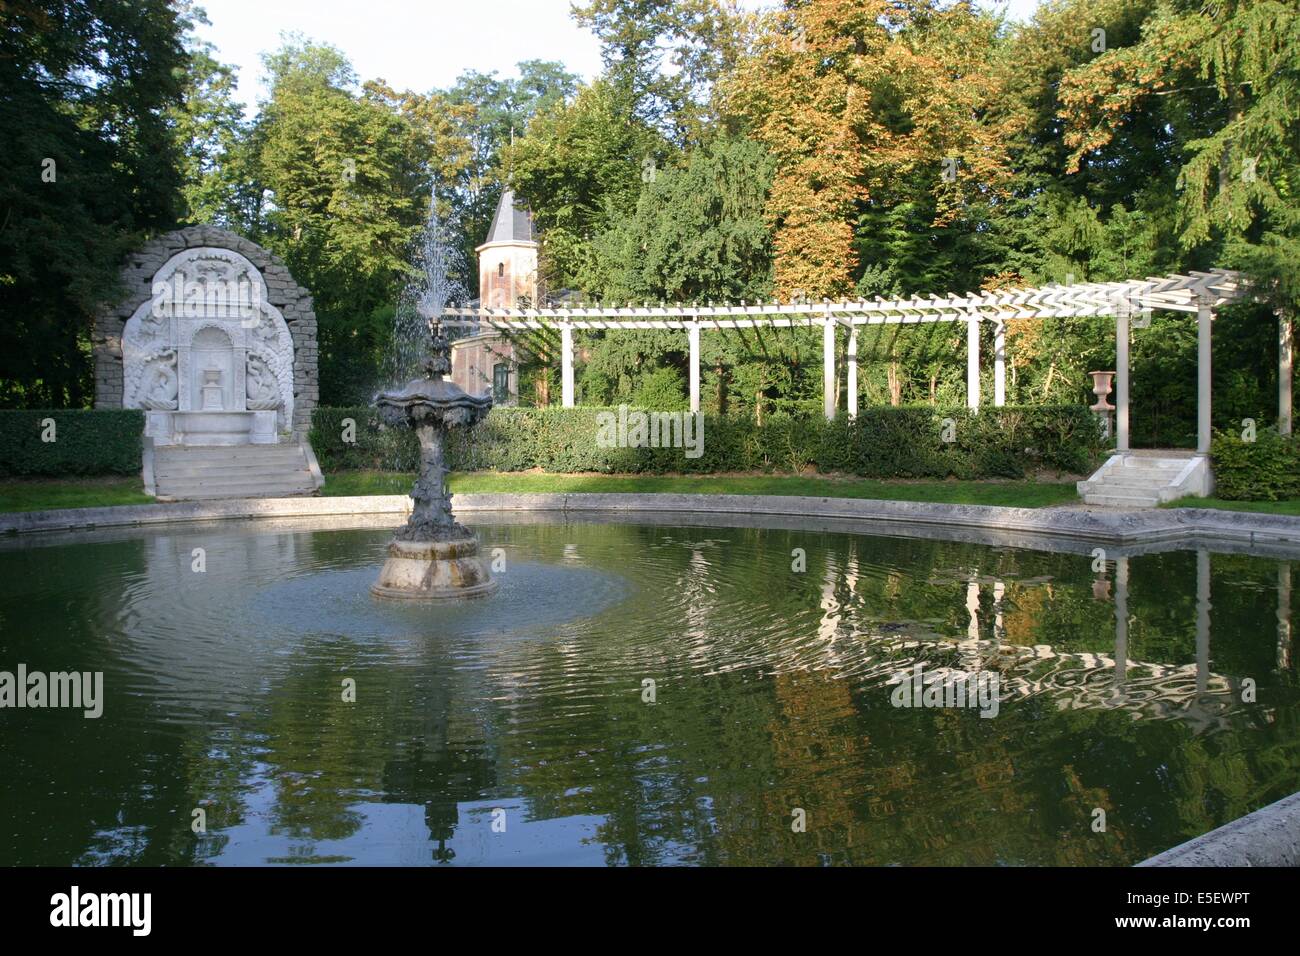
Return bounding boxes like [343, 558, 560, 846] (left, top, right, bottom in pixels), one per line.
[370, 536, 499, 600]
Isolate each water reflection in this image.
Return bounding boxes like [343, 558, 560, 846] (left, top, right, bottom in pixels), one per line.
[0, 520, 1296, 866]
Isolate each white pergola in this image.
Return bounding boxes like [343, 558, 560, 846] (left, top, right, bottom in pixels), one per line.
[445, 268, 1290, 453]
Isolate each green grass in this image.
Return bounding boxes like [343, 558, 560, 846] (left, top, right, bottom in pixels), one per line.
[323, 470, 1081, 508]
[0, 470, 1083, 514]
[0, 478, 152, 513]
[1164, 496, 1300, 516]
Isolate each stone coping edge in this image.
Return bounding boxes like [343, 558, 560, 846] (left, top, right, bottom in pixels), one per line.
[1137, 790, 1300, 867]
[2, 492, 1300, 548]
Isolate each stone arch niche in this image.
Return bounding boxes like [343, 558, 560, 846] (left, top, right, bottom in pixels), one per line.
[95, 227, 318, 445]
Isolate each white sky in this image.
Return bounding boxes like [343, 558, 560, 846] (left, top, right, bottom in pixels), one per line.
[195, 0, 1046, 113]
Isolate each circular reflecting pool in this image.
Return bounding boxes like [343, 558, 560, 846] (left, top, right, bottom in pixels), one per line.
[0, 517, 1297, 865]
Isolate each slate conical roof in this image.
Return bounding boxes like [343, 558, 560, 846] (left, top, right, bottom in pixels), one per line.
[484, 188, 534, 245]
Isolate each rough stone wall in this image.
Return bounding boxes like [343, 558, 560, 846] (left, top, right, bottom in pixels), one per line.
[93, 225, 319, 440]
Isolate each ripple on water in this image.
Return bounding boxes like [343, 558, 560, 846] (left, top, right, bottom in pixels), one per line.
[250, 560, 632, 644]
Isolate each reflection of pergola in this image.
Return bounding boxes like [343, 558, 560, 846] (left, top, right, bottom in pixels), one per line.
[445, 268, 1290, 453]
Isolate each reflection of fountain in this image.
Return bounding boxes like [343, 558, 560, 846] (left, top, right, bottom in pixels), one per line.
[371, 188, 497, 600]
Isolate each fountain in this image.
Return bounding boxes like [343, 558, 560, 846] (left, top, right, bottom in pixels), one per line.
[370, 190, 497, 600]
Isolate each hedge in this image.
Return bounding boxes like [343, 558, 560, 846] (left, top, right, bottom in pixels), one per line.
[1210, 428, 1300, 500]
[0, 409, 144, 477]
[310, 404, 1104, 480]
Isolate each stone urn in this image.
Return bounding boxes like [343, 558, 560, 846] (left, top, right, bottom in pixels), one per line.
[1088, 371, 1116, 412]
[370, 322, 497, 600]
[1088, 370, 1115, 441]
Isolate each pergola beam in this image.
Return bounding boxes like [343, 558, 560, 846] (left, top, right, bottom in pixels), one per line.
[441, 271, 1252, 440]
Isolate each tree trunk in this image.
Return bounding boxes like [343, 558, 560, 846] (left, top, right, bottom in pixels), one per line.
[535, 366, 550, 407]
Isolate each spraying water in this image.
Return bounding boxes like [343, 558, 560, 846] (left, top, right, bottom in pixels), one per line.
[386, 183, 472, 391]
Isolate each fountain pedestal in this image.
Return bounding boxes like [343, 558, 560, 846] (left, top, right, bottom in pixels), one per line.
[372, 537, 497, 600]
[370, 323, 497, 601]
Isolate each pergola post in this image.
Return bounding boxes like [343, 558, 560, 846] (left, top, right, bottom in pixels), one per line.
[823, 308, 836, 420]
[993, 319, 1006, 408]
[561, 324, 574, 408]
[847, 326, 859, 420]
[1116, 308, 1130, 452]
[688, 320, 700, 414]
[1280, 308, 1293, 436]
[966, 314, 980, 410]
[1198, 298, 1213, 455]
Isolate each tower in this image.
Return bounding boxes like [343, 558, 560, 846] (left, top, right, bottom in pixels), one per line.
[476, 188, 538, 308]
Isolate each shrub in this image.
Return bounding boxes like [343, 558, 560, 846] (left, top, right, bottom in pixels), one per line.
[312, 403, 1103, 481]
[0, 409, 144, 477]
[1210, 428, 1300, 500]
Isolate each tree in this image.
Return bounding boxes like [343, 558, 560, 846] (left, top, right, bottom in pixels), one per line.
[507, 80, 670, 292]
[572, 0, 749, 143]
[723, 0, 1020, 298]
[1060, 0, 1300, 303]
[252, 38, 426, 402]
[0, 0, 189, 407]
[441, 61, 579, 270]
[171, 8, 260, 230]
[595, 134, 774, 302]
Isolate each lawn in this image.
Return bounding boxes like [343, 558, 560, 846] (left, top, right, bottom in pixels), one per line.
[1165, 497, 1300, 516]
[14, 472, 1300, 516]
[322, 470, 1082, 508]
[0, 478, 153, 513]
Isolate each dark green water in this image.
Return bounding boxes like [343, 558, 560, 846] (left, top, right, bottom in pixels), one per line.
[0, 518, 1296, 866]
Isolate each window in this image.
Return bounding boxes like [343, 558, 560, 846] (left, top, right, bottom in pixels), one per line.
[493, 363, 509, 403]
[498, 262, 505, 277]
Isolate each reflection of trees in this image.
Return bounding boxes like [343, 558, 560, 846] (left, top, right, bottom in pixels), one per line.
[487, 526, 1300, 865]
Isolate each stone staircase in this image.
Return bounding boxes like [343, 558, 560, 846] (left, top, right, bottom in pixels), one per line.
[1077, 450, 1209, 508]
[150, 443, 323, 501]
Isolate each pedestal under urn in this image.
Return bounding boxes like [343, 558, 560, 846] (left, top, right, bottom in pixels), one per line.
[371, 324, 497, 600]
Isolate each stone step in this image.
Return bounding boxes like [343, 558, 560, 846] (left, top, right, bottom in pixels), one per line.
[155, 459, 309, 474]
[150, 442, 319, 501]
[156, 471, 316, 488]
[156, 472, 316, 488]
[155, 448, 307, 463]
[156, 476, 316, 495]
[157, 487, 317, 501]
[1117, 459, 1188, 472]
[1095, 479, 1174, 494]
[1124, 448, 1197, 458]
[1085, 491, 1161, 508]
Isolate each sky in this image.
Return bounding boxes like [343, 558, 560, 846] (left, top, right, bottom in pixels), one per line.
[195, 0, 1046, 114]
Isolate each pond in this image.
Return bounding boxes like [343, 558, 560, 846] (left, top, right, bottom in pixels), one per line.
[0, 516, 1296, 865]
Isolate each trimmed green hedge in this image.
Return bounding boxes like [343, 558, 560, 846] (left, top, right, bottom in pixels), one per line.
[0, 409, 144, 477]
[1210, 428, 1300, 500]
[311, 404, 1103, 480]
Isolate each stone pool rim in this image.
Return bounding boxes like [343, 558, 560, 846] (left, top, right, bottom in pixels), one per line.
[4, 492, 1300, 551]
